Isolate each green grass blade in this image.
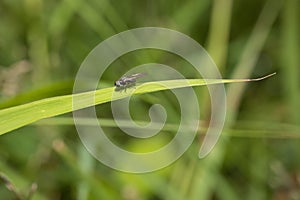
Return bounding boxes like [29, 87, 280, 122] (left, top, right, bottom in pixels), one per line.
[0, 73, 275, 136]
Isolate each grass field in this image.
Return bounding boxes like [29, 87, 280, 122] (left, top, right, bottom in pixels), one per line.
[0, 0, 299, 199]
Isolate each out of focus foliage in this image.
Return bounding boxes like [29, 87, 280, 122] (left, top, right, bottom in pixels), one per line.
[0, 0, 299, 199]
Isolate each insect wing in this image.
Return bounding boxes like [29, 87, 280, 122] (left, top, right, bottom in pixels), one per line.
[121, 73, 146, 83]
[127, 73, 147, 79]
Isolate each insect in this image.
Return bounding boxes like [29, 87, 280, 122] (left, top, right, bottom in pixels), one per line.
[114, 73, 146, 91]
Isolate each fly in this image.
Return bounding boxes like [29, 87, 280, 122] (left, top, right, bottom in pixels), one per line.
[114, 73, 146, 91]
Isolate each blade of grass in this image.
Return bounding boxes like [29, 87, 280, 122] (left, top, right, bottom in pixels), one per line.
[0, 80, 74, 109]
[34, 116, 300, 138]
[0, 162, 47, 200]
[76, 145, 94, 200]
[281, 0, 300, 124]
[52, 139, 117, 200]
[227, 0, 282, 122]
[192, 1, 281, 198]
[0, 73, 275, 136]
[190, 0, 233, 197]
[172, 0, 210, 32]
[206, 0, 232, 71]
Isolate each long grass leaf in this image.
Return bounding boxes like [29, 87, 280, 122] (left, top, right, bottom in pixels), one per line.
[0, 74, 275, 136]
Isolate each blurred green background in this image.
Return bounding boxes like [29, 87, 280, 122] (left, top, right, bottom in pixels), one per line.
[0, 0, 299, 199]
